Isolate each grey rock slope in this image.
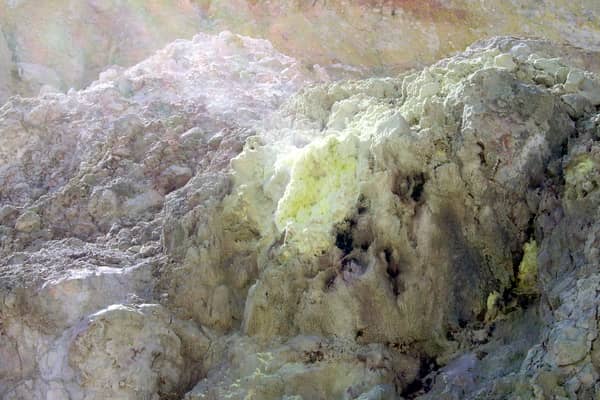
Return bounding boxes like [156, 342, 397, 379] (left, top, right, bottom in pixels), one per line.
[1, 34, 600, 400]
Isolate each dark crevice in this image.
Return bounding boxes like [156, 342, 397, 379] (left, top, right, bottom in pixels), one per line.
[524, 214, 535, 240]
[476, 141, 487, 165]
[502, 213, 539, 308]
[383, 248, 401, 295]
[357, 194, 369, 214]
[325, 274, 336, 290]
[510, 247, 525, 274]
[159, 366, 203, 400]
[335, 225, 354, 256]
[383, 248, 392, 263]
[385, 249, 399, 279]
[392, 173, 427, 203]
[410, 174, 426, 202]
[476, 307, 487, 322]
[510, 213, 536, 284]
[400, 357, 440, 398]
[559, 138, 569, 158]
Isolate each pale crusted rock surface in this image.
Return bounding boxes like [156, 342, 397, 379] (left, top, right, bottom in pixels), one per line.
[0, 31, 311, 254]
[2, 33, 600, 400]
[0, 31, 315, 400]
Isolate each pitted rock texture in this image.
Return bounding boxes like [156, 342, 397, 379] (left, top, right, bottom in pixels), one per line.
[2, 34, 600, 400]
[0, 31, 312, 256]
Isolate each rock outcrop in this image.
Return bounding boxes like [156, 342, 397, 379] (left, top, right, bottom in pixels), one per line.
[0, 31, 316, 399]
[1, 32, 600, 400]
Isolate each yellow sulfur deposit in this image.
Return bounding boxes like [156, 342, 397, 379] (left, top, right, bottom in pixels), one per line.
[275, 134, 360, 254]
[516, 240, 539, 295]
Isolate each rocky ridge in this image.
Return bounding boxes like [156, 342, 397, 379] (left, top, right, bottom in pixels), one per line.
[1, 33, 600, 400]
[1, 0, 600, 104]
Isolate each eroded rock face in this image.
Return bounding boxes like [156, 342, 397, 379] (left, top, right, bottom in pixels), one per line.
[162, 37, 600, 399]
[2, 33, 600, 400]
[214, 38, 577, 349]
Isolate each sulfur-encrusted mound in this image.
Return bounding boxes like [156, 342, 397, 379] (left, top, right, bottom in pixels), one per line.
[219, 38, 579, 350]
[167, 37, 600, 399]
[2, 34, 600, 400]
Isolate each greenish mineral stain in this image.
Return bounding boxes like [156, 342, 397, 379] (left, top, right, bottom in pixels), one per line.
[516, 240, 539, 295]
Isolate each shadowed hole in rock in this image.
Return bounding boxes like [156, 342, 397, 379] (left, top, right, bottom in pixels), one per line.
[335, 222, 354, 256]
[401, 356, 439, 399]
[392, 173, 427, 202]
[524, 214, 535, 239]
[384, 248, 401, 295]
[476, 308, 487, 322]
[357, 194, 369, 214]
[384, 248, 399, 278]
[341, 258, 367, 283]
[410, 174, 426, 202]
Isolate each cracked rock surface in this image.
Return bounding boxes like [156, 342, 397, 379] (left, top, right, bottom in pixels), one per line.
[2, 33, 600, 400]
